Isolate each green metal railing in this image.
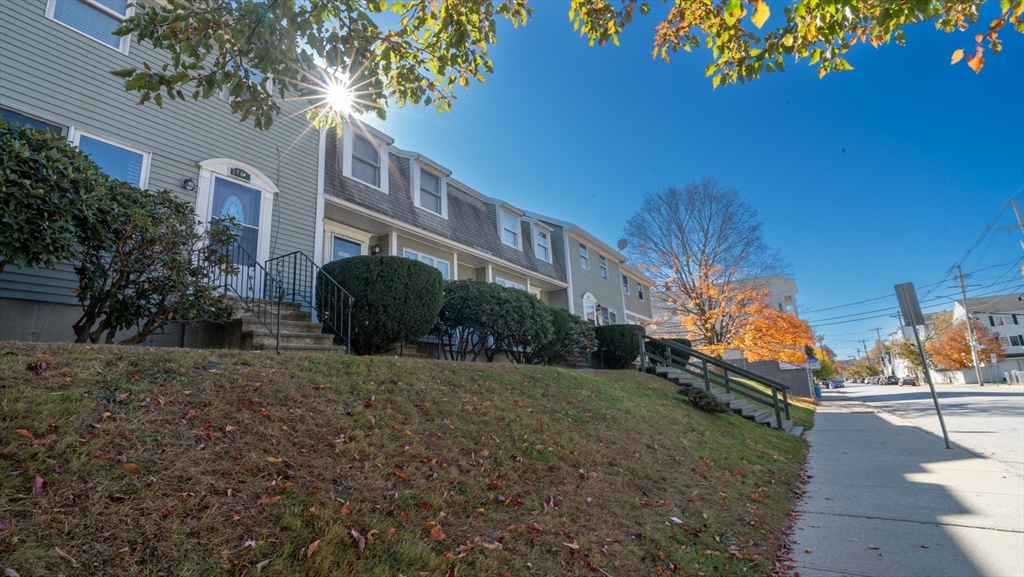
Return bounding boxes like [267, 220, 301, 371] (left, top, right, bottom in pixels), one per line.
[640, 335, 790, 428]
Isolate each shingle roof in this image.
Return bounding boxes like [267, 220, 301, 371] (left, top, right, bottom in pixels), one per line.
[323, 135, 566, 283]
[957, 293, 1024, 314]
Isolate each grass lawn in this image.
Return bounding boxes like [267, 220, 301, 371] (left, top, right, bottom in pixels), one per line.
[1, 342, 809, 576]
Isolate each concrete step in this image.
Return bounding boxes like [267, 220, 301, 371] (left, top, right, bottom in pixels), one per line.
[781, 419, 794, 433]
[239, 317, 323, 334]
[712, 392, 734, 403]
[789, 426, 805, 436]
[755, 413, 777, 428]
[244, 330, 335, 349]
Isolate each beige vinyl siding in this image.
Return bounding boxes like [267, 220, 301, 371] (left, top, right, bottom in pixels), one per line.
[547, 288, 570, 311]
[457, 264, 477, 280]
[0, 0, 319, 304]
[568, 234, 622, 322]
[622, 272, 653, 319]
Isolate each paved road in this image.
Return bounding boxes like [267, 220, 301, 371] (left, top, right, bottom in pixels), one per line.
[835, 380, 1024, 474]
[789, 383, 1024, 577]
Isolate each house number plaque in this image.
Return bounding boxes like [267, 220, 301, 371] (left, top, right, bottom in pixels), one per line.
[230, 167, 251, 181]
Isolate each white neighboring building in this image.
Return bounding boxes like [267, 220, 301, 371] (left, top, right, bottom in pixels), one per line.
[944, 293, 1024, 384]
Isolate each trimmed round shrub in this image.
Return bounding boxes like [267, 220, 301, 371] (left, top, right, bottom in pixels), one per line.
[592, 324, 646, 370]
[682, 387, 729, 414]
[319, 255, 443, 355]
[432, 279, 553, 363]
[539, 308, 597, 366]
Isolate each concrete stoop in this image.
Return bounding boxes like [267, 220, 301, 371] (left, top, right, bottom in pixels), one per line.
[229, 298, 340, 353]
[654, 366, 799, 435]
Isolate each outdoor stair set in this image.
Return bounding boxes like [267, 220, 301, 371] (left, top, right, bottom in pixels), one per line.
[641, 336, 803, 436]
[216, 245, 354, 354]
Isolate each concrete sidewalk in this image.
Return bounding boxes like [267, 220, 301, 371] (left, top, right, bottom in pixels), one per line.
[790, 392, 1024, 577]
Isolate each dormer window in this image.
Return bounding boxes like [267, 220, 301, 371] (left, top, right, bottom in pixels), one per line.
[535, 228, 550, 262]
[47, 0, 134, 53]
[352, 134, 380, 187]
[341, 126, 391, 192]
[419, 170, 442, 214]
[501, 210, 520, 249]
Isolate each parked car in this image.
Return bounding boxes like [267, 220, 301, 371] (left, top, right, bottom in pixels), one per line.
[884, 376, 900, 385]
[900, 376, 920, 386]
[827, 378, 845, 389]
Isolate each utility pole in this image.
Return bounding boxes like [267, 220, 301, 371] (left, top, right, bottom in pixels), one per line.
[952, 265, 986, 387]
[996, 200, 1024, 252]
[860, 339, 873, 369]
[874, 327, 890, 376]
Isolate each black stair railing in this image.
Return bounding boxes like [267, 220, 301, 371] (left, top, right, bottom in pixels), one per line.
[265, 251, 353, 353]
[214, 242, 283, 353]
[640, 335, 790, 428]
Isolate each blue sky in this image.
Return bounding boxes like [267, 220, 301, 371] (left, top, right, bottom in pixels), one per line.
[356, 3, 1024, 359]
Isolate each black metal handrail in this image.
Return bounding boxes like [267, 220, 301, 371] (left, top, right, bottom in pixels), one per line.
[215, 243, 283, 353]
[264, 251, 353, 353]
[640, 335, 791, 428]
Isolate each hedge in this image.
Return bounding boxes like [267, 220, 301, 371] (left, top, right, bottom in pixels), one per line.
[319, 256, 444, 355]
[592, 324, 646, 370]
[538, 308, 597, 366]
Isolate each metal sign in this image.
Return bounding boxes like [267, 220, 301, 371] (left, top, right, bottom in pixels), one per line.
[230, 167, 251, 181]
[805, 357, 821, 370]
[894, 282, 926, 326]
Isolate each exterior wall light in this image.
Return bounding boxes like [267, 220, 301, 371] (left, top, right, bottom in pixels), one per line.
[182, 178, 197, 191]
[370, 244, 381, 255]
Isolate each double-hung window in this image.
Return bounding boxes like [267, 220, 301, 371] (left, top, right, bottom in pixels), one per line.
[47, 0, 133, 53]
[74, 131, 149, 188]
[496, 278, 526, 290]
[0, 106, 67, 135]
[352, 134, 381, 187]
[418, 169, 442, 214]
[535, 229, 550, 261]
[403, 249, 449, 279]
[637, 282, 644, 301]
[599, 255, 608, 278]
[579, 244, 589, 269]
[622, 274, 629, 294]
[501, 210, 519, 248]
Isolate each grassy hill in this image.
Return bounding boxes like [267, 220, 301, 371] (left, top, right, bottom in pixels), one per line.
[1, 342, 808, 576]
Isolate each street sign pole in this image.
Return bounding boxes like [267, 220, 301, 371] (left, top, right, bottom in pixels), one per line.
[895, 282, 951, 449]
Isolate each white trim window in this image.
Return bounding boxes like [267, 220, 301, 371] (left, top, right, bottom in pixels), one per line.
[534, 227, 551, 262]
[46, 0, 134, 53]
[599, 255, 608, 278]
[622, 274, 629, 294]
[582, 292, 597, 326]
[417, 168, 444, 215]
[496, 277, 526, 290]
[637, 282, 644, 301]
[501, 209, 520, 249]
[403, 248, 450, 280]
[1001, 335, 1023, 347]
[579, 244, 589, 270]
[72, 131, 150, 188]
[352, 134, 381, 187]
[0, 105, 68, 135]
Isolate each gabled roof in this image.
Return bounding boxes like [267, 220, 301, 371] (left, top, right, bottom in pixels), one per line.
[955, 293, 1024, 314]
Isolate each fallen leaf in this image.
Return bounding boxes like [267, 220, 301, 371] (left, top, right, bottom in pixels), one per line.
[267, 456, 282, 464]
[529, 522, 543, 533]
[224, 424, 238, 432]
[184, 410, 196, 421]
[491, 481, 505, 489]
[393, 470, 408, 480]
[54, 546, 77, 564]
[256, 560, 271, 569]
[868, 545, 880, 550]
[245, 539, 256, 548]
[31, 435, 56, 447]
[351, 529, 366, 555]
[231, 511, 243, 521]
[15, 429, 33, 439]
[430, 525, 446, 541]
[563, 541, 580, 550]
[304, 539, 320, 558]
[479, 449, 490, 457]
[122, 463, 141, 474]
[158, 508, 171, 517]
[340, 501, 352, 515]
[33, 475, 47, 494]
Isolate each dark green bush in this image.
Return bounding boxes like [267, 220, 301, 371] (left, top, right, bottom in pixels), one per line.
[592, 324, 646, 370]
[539, 308, 598, 366]
[320, 256, 443, 355]
[432, 279, 553, 363]
[682, 387, 729, 414]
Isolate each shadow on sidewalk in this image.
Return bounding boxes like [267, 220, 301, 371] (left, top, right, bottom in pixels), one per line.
[791, 405, 1023, 577]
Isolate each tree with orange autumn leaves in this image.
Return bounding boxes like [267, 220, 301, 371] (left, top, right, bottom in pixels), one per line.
[626, 179, 813, 363]
[927, 317, 1005, 370]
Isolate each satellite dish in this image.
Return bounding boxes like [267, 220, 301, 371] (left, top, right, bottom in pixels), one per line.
[616, 238, 628, 250]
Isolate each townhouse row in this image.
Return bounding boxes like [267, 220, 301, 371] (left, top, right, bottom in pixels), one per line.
[0, 0, 654, 344]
